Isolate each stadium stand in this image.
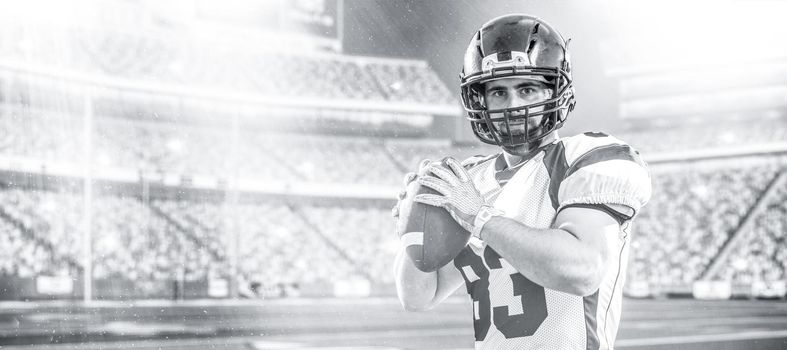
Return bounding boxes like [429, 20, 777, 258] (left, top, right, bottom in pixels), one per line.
[299, 205, 397, 283]
[628, 159, 786, 291]
[362, 61, 455, 104]
[384, 138, 498, 171]
[717, 171, 787, 285]
[0, 218, 68, 279]
[232, 202, 361, 286]
[619, 116, 787, 155]
[0, 107, 82, 164]
[147, 199, 364, 288]
[250, 134, 404, 186]
[0, 189, 82, 278]
[0, 187, 229, 287]
[0, 22, 451, 105]
[2, 96, 786, 295]
[0, 9, 786, 300]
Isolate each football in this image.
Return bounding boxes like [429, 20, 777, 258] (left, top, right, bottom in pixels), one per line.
[396, 176, 471, 272]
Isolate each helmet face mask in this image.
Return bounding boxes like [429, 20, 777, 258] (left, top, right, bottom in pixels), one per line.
[460, 15, 576, 148]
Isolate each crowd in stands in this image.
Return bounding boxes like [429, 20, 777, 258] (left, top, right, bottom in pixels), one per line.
[619, 117, 787, 155]
[0, 218, 65, 278]
[0, 179, 396, 288]
[716, 172, 787, 285]
[0, 188, 224, 289]
[0, 104, 497, 187]
[384, 139, 498, 171]
[2, 102, 787, 294]
[0, 22, 454, 106]
[0, 105, 413, 185]
[250, 134, 404, 186]
[299, 205, 398, 284]
[150, 198, 392, 286]
[0, 189, 82, 278]
[0, 164, 785, 296]
[3, 104, 785, 190]
[232, 203, 360, 286]
[153, 199, 228, 262]
[628, 160, 785, 289]
[0, 188, 353, 288]
[0, 108, 82, 165]
[91, 195, 222, 283]
[362, 62, 455, 105]
[1, 11, 786, 298]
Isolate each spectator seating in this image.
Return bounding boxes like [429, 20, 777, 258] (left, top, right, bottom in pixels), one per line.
[619, 118, 787, 155]
[0, 22, 454, 105]
[628, 161, 784, 289]
[299, 205, 397, 283]
[716, 172, 787, 285]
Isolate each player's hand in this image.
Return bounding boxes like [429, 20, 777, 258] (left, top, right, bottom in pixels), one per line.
[413, 157, 491, 235]
[391, 159, 432, 219]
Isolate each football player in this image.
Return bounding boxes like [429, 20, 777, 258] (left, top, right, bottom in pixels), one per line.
[392, 14, 652, 350]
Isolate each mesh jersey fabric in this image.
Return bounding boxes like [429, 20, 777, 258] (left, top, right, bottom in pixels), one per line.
[453, 132, 652, 350]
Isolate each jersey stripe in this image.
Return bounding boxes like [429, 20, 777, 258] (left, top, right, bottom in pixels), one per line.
[542, 141, 569, 210]
[452, 133, 645, 349]
[601, 222, 630, 349]
[584, 290, 600, 350]
[494, 166, 519, 185]
[583, 131, 609, 138]
[565, 144, 645, 179]
[560, 203, 632, 225]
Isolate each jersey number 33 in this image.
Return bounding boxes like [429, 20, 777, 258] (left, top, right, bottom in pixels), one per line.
[455, 245, 548, 341]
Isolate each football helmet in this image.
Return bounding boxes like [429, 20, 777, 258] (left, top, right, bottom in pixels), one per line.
[460, 14, 576, 147]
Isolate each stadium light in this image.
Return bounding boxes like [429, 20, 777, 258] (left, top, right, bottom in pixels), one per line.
[603, 0, 787, 75]
[719, 131, 737, 145]
[691, 184, 709, 199]
[0, 0, 78, 21]
[166, 138, 185, 154]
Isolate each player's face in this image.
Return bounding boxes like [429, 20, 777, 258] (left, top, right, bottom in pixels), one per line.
[483, 77, 553, 138]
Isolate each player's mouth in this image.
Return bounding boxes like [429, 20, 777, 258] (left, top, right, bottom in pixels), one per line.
[498, 120, 539, 136]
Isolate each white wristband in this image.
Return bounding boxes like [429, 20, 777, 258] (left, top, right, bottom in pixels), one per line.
[471, 205, 504, 240]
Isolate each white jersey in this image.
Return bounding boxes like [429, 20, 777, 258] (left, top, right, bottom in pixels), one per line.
[453, 132, 652, 350]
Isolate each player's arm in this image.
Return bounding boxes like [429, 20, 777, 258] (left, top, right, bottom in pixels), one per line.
[478, 206, 618, 296]
[393, 247, 464, 311]
[391, 161, 465, 311]
[414, 156, 648, 297]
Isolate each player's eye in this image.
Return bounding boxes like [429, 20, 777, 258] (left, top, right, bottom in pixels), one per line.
[519, 87, 538, 96]
[488, 90, 507, 98]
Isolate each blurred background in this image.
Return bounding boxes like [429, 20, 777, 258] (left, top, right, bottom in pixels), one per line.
[0, 0, 785, 349]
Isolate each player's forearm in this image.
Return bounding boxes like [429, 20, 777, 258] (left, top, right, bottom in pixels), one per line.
[480, 216, 606, 296]
[393, 248, 438, 311]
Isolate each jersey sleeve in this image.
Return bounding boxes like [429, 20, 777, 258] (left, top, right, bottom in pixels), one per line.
[557, 133, 652, 216]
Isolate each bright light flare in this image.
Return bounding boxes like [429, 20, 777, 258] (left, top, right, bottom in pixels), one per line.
[603, 0, 787, 74]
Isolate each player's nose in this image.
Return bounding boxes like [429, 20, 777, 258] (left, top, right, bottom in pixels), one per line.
[507, 92, 529, 110]
[507, 100, 528, 117]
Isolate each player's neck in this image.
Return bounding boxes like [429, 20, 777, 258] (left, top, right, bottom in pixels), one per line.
[501, 132, 558, 169]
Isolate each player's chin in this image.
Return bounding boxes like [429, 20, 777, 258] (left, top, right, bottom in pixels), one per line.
[497, 124, 539, 137]
[502, 140, 544, 156]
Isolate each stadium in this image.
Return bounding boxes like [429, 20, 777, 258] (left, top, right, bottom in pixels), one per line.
[0, 0, 785, 349]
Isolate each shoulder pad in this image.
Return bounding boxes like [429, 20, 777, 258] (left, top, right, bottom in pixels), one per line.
[556, 132, 652, 214]
[560, 132, 633, 166]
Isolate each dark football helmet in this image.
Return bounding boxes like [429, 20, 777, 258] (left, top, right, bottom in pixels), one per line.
[460, 14, 576, 147]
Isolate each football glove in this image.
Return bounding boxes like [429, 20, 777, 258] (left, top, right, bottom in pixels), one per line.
[391, 159, 432, 219]
[414, 157, 503, 238]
